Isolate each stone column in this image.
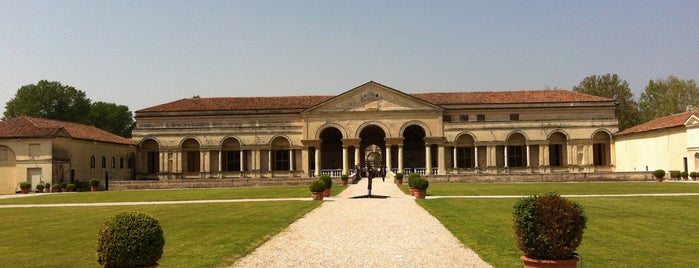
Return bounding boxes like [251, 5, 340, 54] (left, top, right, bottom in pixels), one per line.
[354, 146, 360, 167]
[268, 150, 272, 172]
[453, 147, 458, 169]
[289, 149, 294, 172]
[240, 150, 244, 172]
[342, 146, 349, 175]
[425, 144, 432, 175]
[398, 145, 404, 173]
[526, 145, 531, 167]
[159, 151, 166, 174]
[218, 151, 222, 172]
[504, 146, 509, 167]
[385, 145, 392, 171]
[437, 144, 446, 175]
[315, 147, 321, 177]
[474, 146, 479, 168]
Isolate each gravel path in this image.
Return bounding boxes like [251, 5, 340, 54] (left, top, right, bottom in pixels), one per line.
[231, 177, 492, 268]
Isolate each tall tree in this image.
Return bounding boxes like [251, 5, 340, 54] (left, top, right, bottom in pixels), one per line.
[88, 102, 135, 138]
[639, 76, 699, 122]
[572, 74, 640, 130]
[4, 80, 92, 124]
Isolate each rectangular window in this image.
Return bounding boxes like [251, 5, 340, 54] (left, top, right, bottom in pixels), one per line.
[593, 143, 607, 165]
[275, 150, 290, 171]
[223, 151, 241, 171]
[443, 115, 452, 122]
[120, 158, 124, 169]
[477, 114, 485, 121]
[507, 146, 526, 167]
[510, 114, 520, 121]
[147, 152, 158, 173]
[549, 144, 562, 166]
[101, 157, 106, 168]
[459, 115, 469, 122]
[456, 147, 474, 168]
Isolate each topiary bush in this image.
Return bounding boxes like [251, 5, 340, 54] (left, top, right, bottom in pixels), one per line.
[97, 211, 165, 268]
[681, 171, 689, 179]
[691, 172, 698, 180]
[408, 173, 420, 187]
[670, 171, 681, 180]
[513, 192, 586, 260]
[19, 181, 31, 190]
[652, 169, 665, 178]
[319, 175, 332, 189]
[309, 180, 326, 192]
[412, 177, 429, 190]
[395, 173, 403, 180]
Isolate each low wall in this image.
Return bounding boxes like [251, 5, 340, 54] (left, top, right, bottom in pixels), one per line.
[108, 172, 653, 190]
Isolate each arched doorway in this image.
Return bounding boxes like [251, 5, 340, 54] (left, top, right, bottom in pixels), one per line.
[359, 125, 386, 169]
[139, 139, 159, 175]
[592, 131, 611, 166]
[182, 138, 200, 174]
[506, 133, 527, 167]
[221, 137, 242, 172]
[320, 127, 342, 170]
[548, 132, 568, 167]
[403, 125, 426, 173]
[455, 134, 475, 168]
[271, 136, 291, 171]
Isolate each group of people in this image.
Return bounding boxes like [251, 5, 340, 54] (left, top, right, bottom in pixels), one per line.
[354, 165, 387, 182]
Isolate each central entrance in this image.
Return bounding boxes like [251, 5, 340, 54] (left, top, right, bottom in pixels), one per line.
[359, 125, 386, 170]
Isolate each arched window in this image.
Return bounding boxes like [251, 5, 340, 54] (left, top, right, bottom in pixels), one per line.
[90, 156, 96, 168]
[101, 157, 106, 168]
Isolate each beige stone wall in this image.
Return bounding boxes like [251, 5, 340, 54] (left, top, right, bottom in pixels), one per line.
[615, 126, 694, 172]
[0, 138, 53, 194]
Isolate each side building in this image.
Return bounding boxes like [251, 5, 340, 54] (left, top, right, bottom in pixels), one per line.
[614, 109, 699, 173]
[132, 81, 618, 180]
[0, 116, 136, 194]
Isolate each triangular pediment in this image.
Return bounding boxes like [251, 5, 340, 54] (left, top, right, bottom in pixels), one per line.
[685, 114, 699, 128]
[303, 81, 443, 113]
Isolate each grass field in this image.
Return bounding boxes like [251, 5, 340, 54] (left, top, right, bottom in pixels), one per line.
[414, 182, 699, 268]
[2, 182, 698, 267]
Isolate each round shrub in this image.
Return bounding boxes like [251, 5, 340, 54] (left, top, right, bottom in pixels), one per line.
[670, 171, 681, 179]
[395, 173, 403, 180]
[681, 171, 689, 178]
[513, 192, 586, 260]
[340, 174, 349, 181]
[19, 182, 31, 190]
[319, 175, 332, 189]
[309, 180, 326, 192]
[412, 177, 429, 190]
[408, 173, 421, 187]
[691, 172, 698, 179]
[36, 184, 45, 191]
[97, 211, 165, 268]
[90, 178, 100, 186]
[652, 169, 665, 178]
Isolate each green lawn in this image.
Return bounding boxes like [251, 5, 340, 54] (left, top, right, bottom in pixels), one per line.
[0, 185, 346, 268]
[416, 182, 699, 268]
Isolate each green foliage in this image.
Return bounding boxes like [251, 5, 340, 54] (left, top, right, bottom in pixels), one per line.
[653, 169, 666, 178]
[408, 173, 421, 187]
[412, 177, 429, 190]
[97, 211, 165, 268]
[44, 182, 51, 189]
[4, 80, 92, 123]
[395, 173, 403, 180]
[90, 179, 100, 186]
[573, 74, 640, 130]
[513, 192, 586, 260]
[66, 184, 76, 192]
[309, 180, 326, 192]
[340, 174, 349, 181]
[60, 182, 68, 189]
[681, 171, 689, 178]
[691, 172, 698, 179]
[88, 101, 135, 138]
[639, 76, 699, 123]
[670, 171, 681, 179]
[319, 175, 332, 189]
[19, 182, 31, 190]
[36, 184, 45, 191]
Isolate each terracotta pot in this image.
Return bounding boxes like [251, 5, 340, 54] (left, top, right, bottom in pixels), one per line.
[341, 180, 348, 186]
[91, 185, 99, 192]
[311, 192, 324, 201]
[323, 188, 331, 197]
[396, 178, 403, 185]
[655, 177, 664, 182]
[413, 189, 426, 199]
[521, 256, 578, 268]
[21, 188, 30, 194]
[409, 187, 415, 196]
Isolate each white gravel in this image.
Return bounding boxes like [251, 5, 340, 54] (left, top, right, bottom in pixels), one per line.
[231, 177, 492, 268]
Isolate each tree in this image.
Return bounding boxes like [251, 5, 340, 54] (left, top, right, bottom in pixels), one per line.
[4, 80, 92, 124]
[572, 74, 640, 130]
[88, 102, 135, 138]
[639, 76, 699, 122]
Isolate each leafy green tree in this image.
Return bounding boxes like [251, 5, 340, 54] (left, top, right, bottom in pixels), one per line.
[572, 74, 640, 130]
[3, 80, 92, 124]
[639, 76, 699, 122]
[88, 102, 135, 138]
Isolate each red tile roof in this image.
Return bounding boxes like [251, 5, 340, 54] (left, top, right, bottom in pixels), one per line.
[615, 110, 699, 136]
[138, 90, 613, 113]
[0, 116, 136, 145]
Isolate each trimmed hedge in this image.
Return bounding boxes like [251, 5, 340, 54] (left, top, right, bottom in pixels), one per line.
[319, 175, 332, 189]
[97, 211, 165, 268]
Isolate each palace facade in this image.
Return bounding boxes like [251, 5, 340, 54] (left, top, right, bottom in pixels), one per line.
[131, 81, 619, 180]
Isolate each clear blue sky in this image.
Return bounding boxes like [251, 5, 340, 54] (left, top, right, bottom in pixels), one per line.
[2, 0, 698, 115]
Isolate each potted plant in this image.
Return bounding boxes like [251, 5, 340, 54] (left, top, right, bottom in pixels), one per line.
[395, 173, 404, 185]
[340, 174, 349, 186]
[691, 172, 698, 181]
[681, 171, 689, 180]
[44, 182, 51, 193]
[513, 192, 587, 268]
[90, 179, 101, 191]
[97, 211, 164, 268]
[19, 182, 32, 194]
[670, 171, 681, 181]
[653, 169, 665, 182]
[60, 182, 68, 192]
[36, 183, 45, 193]
[309, 180, 326, 201]
[412, 176, 429, 199]
[320, 175, 332, 197]
[52, 183, 60, 192]
[408, 173, 420, 196]
[66, 183, 76, 192]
